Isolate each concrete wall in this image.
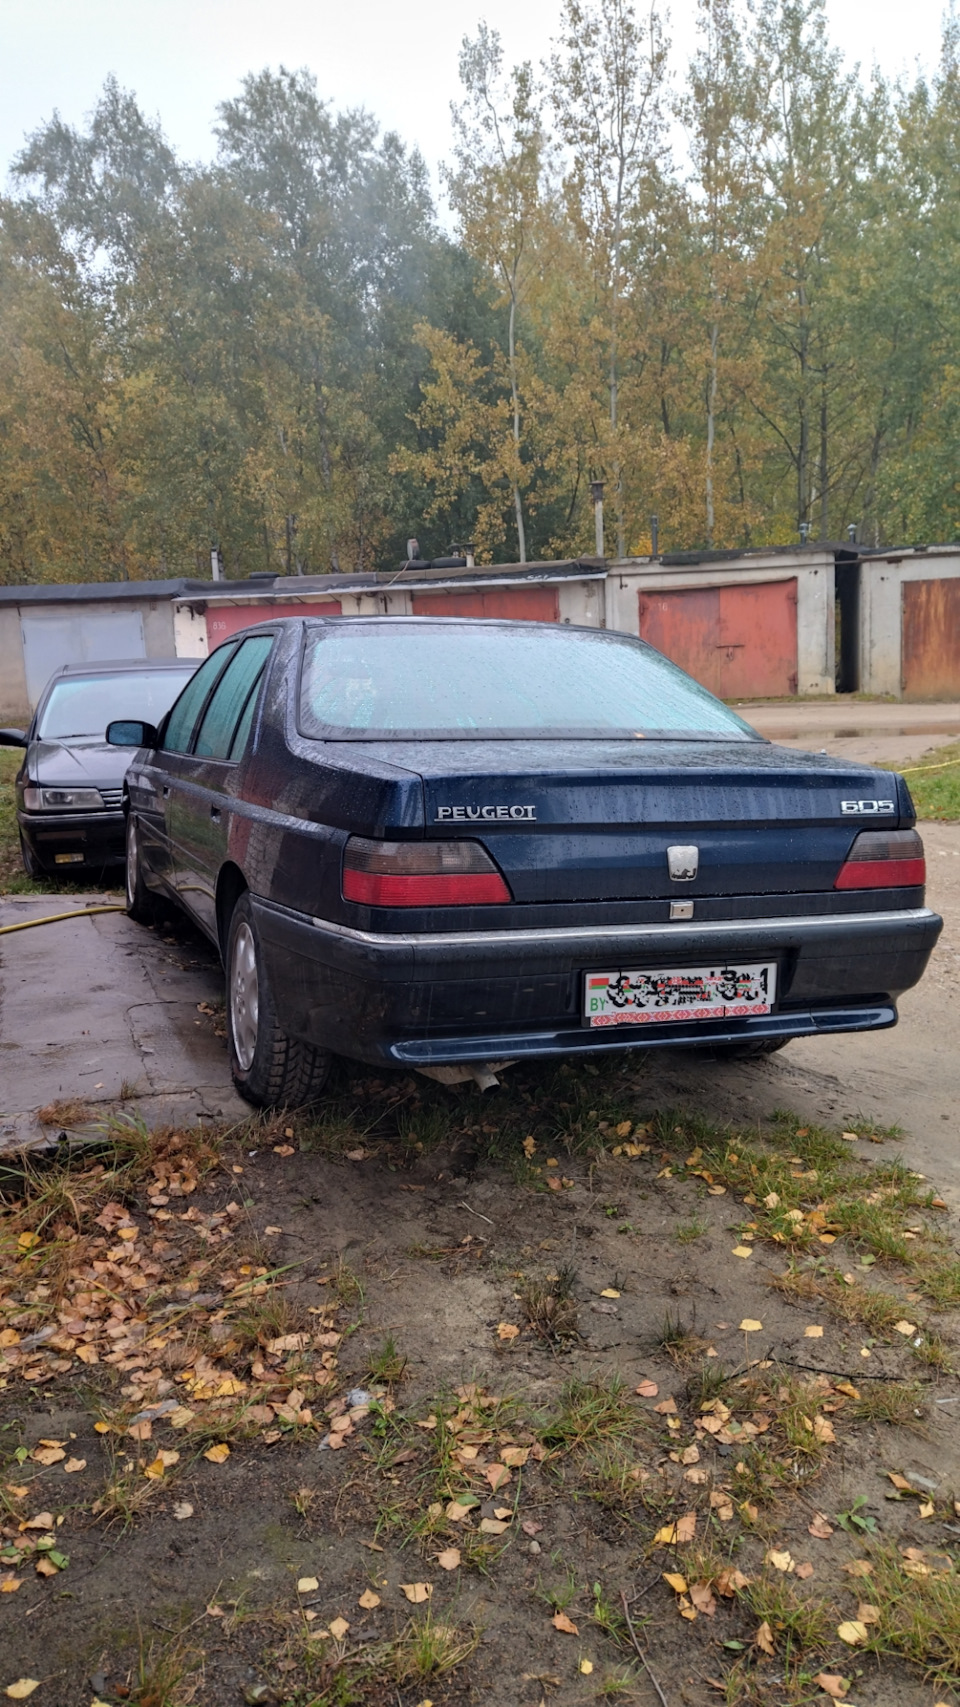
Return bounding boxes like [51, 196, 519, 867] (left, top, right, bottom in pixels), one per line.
[860, 548, 960, 697]
[0, 607, 30, 723]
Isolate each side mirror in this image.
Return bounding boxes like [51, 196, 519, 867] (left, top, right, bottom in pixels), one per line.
[0, 727, 27, 747]
[106, 719, 158, 748]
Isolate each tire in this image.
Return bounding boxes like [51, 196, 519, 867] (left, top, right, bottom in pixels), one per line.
[18, 832, 42, 880]
[694, 1036, 791, 1062]
[125, 811, 163, 926]
[225, 891, 332, 1109]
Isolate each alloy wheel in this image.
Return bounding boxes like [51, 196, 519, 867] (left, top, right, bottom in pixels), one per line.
[230, 921, 259, 1072]
[126, 816, 138, 910]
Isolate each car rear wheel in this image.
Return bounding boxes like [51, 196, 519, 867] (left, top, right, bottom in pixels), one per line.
[125, 812, 163, 925]
[226, 892, 332, 1109]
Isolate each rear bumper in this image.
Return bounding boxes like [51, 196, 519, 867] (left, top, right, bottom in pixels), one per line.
[252, 897, 942, 1068]
[18, 808, 125, 870]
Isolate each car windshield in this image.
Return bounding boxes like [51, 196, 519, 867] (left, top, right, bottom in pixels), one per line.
[299, 622, 760, 740]
[37, 669, 197, 740]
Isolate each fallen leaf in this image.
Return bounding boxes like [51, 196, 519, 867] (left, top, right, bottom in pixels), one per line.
[446, 1499, 478, 1522]
[841, 1131, 859, 1142]
[716, 1568, 751, 1596]
[484, 1463, 511, 1492]
[754, 1620, 775, 1656]
[203, 1443, 230, 1464]
[893, 1320, 917, 1336]
[654, 1397, 677, 1414]
[328, 1616, 349, 1639]
[919, 1499, 935, 1519]
[663, 1572, 688, 1593]
[358, 1588, 381, 1608]
[763, 1191, 780, 1208]
[690, 1582, 717, 1616]
[273, 1144, 295, 1156]
[804, 1325, 824, 1339]
[34, 1559, 58, 1579]
[795, 1562, 814, 1580]
[732, 1247, 753, 1259]
[4, 1684, 40, 1700]
[578, 1659, 594, 1675]
[521, 1519, 543, 1537]
[739, 1319, 762, 1332]
[0, 1577, 23, 1594]
[173, 1501, 194, 1521]
[599, 1288, 620, 1299]
[635, 1380, 659, 1398]
[500, 1446, 529, 1467]
[808, 1513, 834, 1538]
[811, 1415, 836, 1443]
[523, 1136, 536, 1157]
[479, 1518, 509, 1534]
[31, 1448, 64, 1468]
[765, 1549, 795, 1573]
[20, 1513, 53, 1531]
[843, 1559, 873, 1578]
[298, 1576, 319, 1593]
[551, 1611, 578, 1635]
[63, 1458, 86, 1474]
[814, 1676, 851, 1700]
[436, 1549, 460, 1571]
[400, 1583, 432, 1603]
[496, 1323, 520, 1341]
[837, 1620, 868, 1646]
[857, 1602, 880, 1625]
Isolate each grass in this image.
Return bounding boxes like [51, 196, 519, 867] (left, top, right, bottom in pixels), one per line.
[0, 745, 91, 895]
[880, 738, 960, 821]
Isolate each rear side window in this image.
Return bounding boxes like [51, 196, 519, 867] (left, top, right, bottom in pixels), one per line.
[193, 636, 274, 759]
[162, 644, 238, 754]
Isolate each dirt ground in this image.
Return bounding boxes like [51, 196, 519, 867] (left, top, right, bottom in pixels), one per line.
[2, 1065, 960, 1707]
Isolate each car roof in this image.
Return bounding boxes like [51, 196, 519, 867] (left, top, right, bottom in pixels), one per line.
[49, 658, 196, 678]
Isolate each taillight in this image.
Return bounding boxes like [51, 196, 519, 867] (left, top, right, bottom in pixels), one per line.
[342, 837, 512, 906]
[835, 829, 925, 890]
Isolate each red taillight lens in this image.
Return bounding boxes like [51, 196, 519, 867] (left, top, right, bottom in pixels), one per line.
[342, 837, 512, 906]
[835, 829, 925, 890]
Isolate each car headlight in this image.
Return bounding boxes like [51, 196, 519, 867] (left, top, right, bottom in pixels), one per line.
[22, 787, 105, 810]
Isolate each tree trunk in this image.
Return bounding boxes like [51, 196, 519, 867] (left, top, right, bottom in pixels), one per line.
[508, 290, 527, 563]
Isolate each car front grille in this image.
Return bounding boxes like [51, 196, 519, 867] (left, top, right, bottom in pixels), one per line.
[100, 789, 124, 810]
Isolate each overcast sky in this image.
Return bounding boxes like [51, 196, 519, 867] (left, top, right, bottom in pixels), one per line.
[0, 0, 948, 196]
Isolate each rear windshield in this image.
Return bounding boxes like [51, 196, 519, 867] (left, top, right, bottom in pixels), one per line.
[37, 669, 197, 740]
[299, 622, 760, 740]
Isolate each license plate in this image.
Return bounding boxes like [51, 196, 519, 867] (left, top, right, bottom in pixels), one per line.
[584, 962, 776, 1027]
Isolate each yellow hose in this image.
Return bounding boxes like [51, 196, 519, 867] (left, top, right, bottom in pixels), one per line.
[0, 904, 125, 936]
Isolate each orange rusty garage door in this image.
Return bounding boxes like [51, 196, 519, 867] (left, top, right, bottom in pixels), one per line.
[638, 579, 798, 697]
[411, 585, 559, 621]
[205, 600, 342, 647]
[902, 578, 960, 698]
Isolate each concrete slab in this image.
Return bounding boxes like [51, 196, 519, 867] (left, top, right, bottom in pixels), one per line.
[0, 894, 247, 1153]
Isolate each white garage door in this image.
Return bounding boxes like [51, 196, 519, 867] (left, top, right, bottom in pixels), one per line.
[21, 608, 146, 708]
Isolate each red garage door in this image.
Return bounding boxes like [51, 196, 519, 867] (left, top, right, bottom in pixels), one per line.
[205, 600, 342, 647]
[411, 585, 559, 622]
[638, 580, 798, 697]
[902, 578, 960, 697]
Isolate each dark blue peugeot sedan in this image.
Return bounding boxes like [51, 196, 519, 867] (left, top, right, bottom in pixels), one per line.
[108, 618, 942, 1108]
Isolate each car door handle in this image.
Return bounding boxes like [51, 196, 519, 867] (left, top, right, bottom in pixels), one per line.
[210, 806, 221, 822]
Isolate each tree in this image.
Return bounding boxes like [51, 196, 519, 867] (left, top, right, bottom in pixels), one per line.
[550, 0, 669, 554]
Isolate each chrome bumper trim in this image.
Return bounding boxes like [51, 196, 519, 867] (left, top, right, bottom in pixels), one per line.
[308, 906, 938, 950]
